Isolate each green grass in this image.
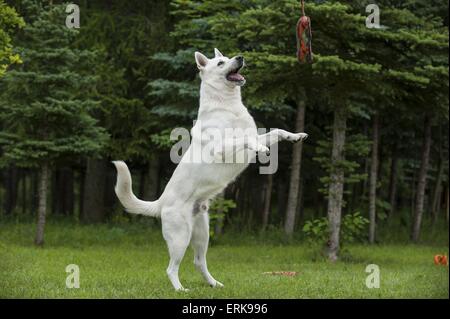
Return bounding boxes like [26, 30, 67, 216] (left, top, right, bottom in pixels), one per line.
[0, 219, 448, 298]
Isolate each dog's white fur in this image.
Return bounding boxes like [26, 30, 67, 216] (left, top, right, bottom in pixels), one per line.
[113, 49, 308, 291]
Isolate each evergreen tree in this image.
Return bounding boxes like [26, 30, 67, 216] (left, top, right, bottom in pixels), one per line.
[159, 0, 448, 255]
[0, 0, 23, 78]
[74, 1, 173, 221]
[0, 1, 108, 245]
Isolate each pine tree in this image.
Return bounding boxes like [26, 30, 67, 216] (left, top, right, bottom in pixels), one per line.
[0, 1, 108, 245]
[0, 0, 23, 78]
[71, 1, 174, 222]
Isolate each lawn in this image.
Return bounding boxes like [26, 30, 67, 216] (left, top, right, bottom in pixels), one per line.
[0, 220, 448, 298]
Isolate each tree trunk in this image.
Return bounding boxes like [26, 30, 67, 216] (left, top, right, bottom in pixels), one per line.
[327, 104, 347, 261]
[21, 169, 28, 215]
[104, 168, 117, 218]
[78, 168, 85, 219]
[3, 165, 19, 215]
[377, 142, 384, 182]
[411, 116, 432, 242]
[51, 169, 58, 215]
[410, 167, 416, 218]
[296, 177, 305, 226]
[141, 157, 160, 200]
[82, 158, 107, 223]
[50, 168, 74, 216]
[446, 186, 449, 224]
[431, 126, 444, 225]
[284, 95, 306, 236]
[361, 123, 369, 198]
[369, 113, 379, 244]
[312, 181, 320, 219]
[277, 175, 288, 221]
[431, 159, 444, 220]
[261, 174, 273, 230]
[35, 162, 49, 246]
[247, 177, 258, 228]
[388, 142, 399, 219]
[64, 168, 75, 216]
[31, 171, 39, 215]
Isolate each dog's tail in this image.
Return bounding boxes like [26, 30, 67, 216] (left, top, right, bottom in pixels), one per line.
[112, 161, 161, 217]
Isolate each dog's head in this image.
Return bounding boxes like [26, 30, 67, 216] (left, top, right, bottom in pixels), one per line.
[195, 48, 246, 88]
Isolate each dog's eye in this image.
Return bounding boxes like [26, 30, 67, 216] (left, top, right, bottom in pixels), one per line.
[217, 61, 224, 66]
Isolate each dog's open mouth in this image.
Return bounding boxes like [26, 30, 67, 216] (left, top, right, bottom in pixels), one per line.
[226, 66, 245, 83]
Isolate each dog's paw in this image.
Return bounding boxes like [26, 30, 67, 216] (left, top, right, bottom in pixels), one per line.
[176, 287, 190, 292]
[256, 144, 269, 153]
[211, 281, 224, 288]
[289, 132, 308, 142]
[248, 139, 269, 153]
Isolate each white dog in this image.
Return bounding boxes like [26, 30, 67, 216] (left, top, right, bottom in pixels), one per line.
[113, 49, 308, 291]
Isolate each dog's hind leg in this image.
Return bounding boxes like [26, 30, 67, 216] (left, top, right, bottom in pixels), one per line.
[191, 206, 223, 288]
[162, 205, 193, 291]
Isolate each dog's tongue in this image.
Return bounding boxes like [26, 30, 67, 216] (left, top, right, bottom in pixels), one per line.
[227, 73, 245, 82]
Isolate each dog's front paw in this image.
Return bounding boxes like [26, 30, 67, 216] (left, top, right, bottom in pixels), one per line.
[176, 287, 190, 292]
[256, 144, 269, 153]
[289, 132, 308, 142]
[248, 139, 269, 153]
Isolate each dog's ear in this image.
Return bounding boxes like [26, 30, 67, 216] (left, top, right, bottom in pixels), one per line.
[214, 48, 224, 58]
[195, 52, 209, 70]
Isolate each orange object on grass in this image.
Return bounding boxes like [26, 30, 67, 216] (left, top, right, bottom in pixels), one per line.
[434, 255, 448, 266]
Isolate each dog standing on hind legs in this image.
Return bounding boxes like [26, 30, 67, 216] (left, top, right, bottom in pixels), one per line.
[112, 48, 308, 291]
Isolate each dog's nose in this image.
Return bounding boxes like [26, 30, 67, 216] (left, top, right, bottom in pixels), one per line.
[236, 56, 244, 62]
